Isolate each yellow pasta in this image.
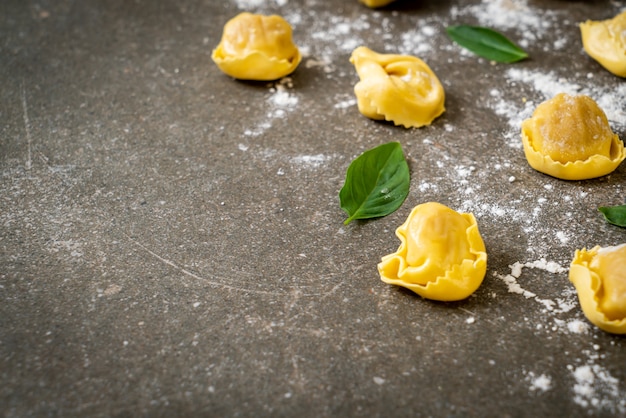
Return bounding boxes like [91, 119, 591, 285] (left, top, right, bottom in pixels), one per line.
[349, 46, 445, 128]
[521, 93, 625, 180]
[569, 244, 626, 334]
[580, 11, 626, 77]
[359, 0, 396, 8]
[378, 202, 487, 301]
[212, 12, 301, 81]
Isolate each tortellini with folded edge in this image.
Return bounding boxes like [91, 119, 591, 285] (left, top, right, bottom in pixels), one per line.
[350, 46, 445, 128]
[378, 202, 487, 302]
[580, 11, 626, 77]
[521, 93, 625, 180]
[569, 244, 626, 334]
[211, 12, 301, 81]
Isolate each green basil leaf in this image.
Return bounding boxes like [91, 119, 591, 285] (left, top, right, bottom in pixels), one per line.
[599, 204, 626, 228]
[339, 141, 410, 225]
[446, 25, 529, 63]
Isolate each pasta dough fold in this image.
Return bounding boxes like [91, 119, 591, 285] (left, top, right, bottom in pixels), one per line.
[378, 202, 487, 301]
[580, 11, 626, 77]
[212, 12, 301, 81]
[569, 244, 626, 334]
[350, 47, 445, 128]
[521, 93, 625, 180]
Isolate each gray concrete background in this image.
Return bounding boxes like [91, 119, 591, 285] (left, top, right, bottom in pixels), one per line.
[2, 0, 625, 416]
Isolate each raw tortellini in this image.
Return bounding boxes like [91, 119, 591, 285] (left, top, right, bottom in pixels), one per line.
[378, 202, 487, 302]
[212, 12, 301, 81]
[521, 93, 625, 180]
[569, 244, 626, 334]
[349, 46, 445, 128]
[580, 11, 626, 77]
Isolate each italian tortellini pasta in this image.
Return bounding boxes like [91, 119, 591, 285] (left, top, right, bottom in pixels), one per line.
[378, 202, 487, 301]
[580, 11, 626, 77]
[349, 46, 445, 128]
[521, 93, 625, 180]
[212, 12, 301, 81]
[569, 244, 626, 334]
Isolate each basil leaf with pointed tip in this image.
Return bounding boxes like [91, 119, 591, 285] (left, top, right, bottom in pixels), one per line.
[339, 141, 410, 225]
[446, 25, 529, 63]
[599, 204, 626, 228]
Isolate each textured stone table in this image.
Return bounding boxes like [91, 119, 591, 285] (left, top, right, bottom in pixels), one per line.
[2, 0, 625, 416]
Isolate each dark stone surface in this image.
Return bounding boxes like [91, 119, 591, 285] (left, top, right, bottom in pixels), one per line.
[1, 0, 625, 416]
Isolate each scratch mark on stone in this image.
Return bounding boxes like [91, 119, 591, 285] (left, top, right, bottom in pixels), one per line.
[122, 232, 341, 298]
[318, 281, 342, 300]
[122, 232, 284, 296]
[21, 84, 32, 170]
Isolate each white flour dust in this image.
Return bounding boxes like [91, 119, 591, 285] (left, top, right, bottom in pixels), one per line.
[397, 24, 438, 56]
[333, 94, 357, 110]
[566, 320, 590, 335]
[570, 362, 626, 414]
[233, 0, 288, 10]
[526, 372, 552, 393]
[450, 0, 564, 48]
[290, 154, 331, 168]
[243, 78, 299, 137]
[496, 260, 625, 410]
[492, 259, 572, 314]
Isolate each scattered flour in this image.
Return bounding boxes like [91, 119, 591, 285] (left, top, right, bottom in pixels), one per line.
[244, 78, 299, 137]
[334, 96, 357, 110]
[373, 376, 385, 385]
[47, 239, 83, 258]
[269, 90, 298, 108]
[450, 0, 562, 48]
[397, 26, 437, 56]
[527, 372, 552, 393]
[455, 165, 476, 183]
[570, 363, 625, 414]
[493, 259, 572, 314]
[233, 0, 288, 9]
[497, 258, 624, 413]
[305, 13, 370, 59]
[567, 320, 590, 335]
[283, 7, 442, 69]
[556, 231, 569, 245]
[524, 259, 567, 275]
[290, 154, 331, 168]
[418, 181, 438, 193]
[573, 365, 597, 405]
